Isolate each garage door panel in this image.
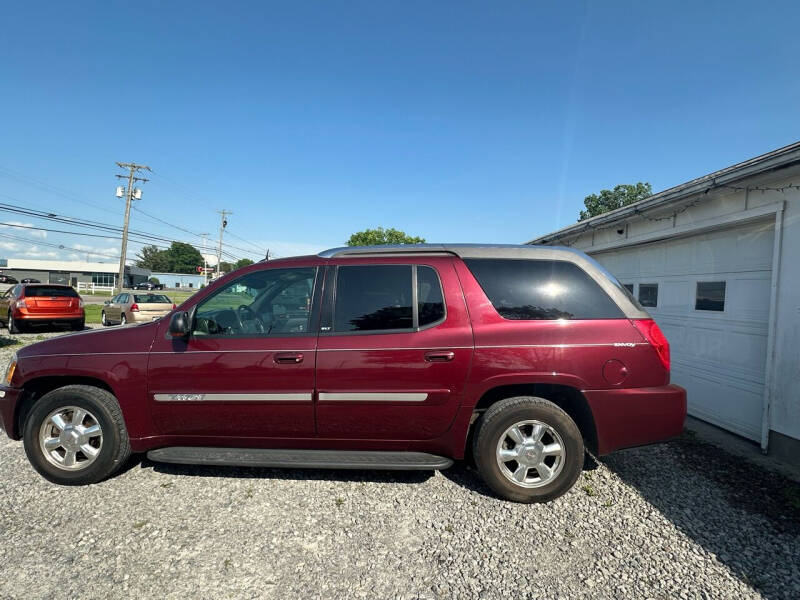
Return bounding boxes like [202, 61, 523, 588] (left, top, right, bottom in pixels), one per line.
[731, 277, 771, 322]
[595, 220, 774, 442]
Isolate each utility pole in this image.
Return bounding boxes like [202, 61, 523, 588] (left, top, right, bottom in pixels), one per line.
[200, 233, 210, 286]
[115, 162, 150, 293]
[216, 210, 232, 278]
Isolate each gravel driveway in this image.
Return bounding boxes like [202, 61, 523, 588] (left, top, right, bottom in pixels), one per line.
[1, 328, 799, 599]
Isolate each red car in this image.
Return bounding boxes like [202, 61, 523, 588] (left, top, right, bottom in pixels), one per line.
[0, 283, 84, 333]
[0, 245, 685, 503]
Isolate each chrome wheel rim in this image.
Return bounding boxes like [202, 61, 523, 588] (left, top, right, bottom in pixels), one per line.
[121, 314, 126, 325]
[39, 406, 103, 471]
[101, 312, 106, 325]
[496, 419, 565, 488]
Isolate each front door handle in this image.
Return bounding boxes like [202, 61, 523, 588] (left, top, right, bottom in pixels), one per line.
[424, 351, 455, 362]
[274, 352, 304, 364]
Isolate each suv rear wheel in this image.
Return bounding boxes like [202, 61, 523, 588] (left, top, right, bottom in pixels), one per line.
[473, 396, 584, 503]
[22, 385, 131, 485]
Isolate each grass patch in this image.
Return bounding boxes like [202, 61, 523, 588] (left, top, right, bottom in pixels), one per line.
[582, 484, 597, 497]
[83, 305, 103, 324]
[132, 520, 148, 529]
[335, 497, 345, 507]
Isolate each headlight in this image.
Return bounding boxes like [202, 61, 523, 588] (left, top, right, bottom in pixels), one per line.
[3, 353, 17, 386]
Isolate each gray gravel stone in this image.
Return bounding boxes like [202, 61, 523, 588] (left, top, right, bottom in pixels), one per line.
[0, 327, 799, 598]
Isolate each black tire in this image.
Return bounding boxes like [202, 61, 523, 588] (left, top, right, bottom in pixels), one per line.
[23, 385, 132, 485]
[472, 396, 584, 503]
[71, 319, 85, 331]
[8, 312, 20, 334]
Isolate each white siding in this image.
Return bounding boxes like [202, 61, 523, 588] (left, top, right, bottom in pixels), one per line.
[595, 222, 774, 441]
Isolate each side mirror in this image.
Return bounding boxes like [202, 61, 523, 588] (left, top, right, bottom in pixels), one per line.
[168, 311, 191, 338]
[103, 300, 111, 305]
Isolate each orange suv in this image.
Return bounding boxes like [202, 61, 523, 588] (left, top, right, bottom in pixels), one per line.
[0, 284, 84, 333]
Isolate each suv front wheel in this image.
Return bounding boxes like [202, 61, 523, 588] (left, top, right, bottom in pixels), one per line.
[473, 396, 584, 503]
[22, 385, 132, 485]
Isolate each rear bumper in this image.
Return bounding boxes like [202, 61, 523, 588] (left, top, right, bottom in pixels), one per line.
[15, 309, 84, 321]
[584, 384, 687, 455]
[0, 385, 23, 440]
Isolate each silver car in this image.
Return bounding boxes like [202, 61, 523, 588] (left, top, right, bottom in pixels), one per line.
[101, 292, 175, 326]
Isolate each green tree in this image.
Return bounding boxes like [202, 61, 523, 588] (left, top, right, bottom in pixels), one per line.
[135, 245, 170, 272]
[346, 227, 425, 246]
[136, 242, 204, 274]
[234, 258, 255, 269]
[167, 241, 205, 274]
[219, 261, 234, 273]
[578, 182, 652, 221]
[148, 277, 160, 285]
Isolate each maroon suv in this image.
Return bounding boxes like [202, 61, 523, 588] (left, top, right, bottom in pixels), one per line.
[0, 245, 685, 503]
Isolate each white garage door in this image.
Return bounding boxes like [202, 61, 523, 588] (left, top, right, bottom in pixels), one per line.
[595, 220, 774, 441]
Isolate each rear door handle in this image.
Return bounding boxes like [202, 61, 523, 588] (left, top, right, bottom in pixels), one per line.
[424, 351, 455, 362]
[274, 352, 304, 364]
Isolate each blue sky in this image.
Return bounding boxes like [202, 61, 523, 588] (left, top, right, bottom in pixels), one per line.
[1, 1, 799, 263]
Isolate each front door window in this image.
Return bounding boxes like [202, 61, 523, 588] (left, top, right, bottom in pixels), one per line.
[193, 267, 316, 336]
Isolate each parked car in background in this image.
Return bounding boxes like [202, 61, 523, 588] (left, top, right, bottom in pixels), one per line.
[20, 278, 41, 284]
[0, 274, 19, 284]
[0, 245, 685, 503]
[101, 292, 175, 326]
[132, 281, 164, 291]
[0, 283, 84, 333]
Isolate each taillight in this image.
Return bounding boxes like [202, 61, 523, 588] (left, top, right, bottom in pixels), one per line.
[632, 319, 670, 371]
[172, 304, 176, 309]
[130, 303, 140, 312]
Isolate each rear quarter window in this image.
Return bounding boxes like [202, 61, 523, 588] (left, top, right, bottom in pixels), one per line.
[464, 258, 624, 320]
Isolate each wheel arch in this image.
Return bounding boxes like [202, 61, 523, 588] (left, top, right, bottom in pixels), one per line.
[15, 376, 117, 439]
[466, 383, 598, 457]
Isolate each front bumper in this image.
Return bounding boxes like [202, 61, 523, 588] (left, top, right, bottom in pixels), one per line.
[0, 385, 23, 440]
[584, 384, 687, 455]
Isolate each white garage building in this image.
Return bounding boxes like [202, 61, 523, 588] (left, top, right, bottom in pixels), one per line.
[528, 141, 800, 466]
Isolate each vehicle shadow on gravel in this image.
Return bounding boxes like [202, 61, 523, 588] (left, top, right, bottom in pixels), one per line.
[603, 432, 800, 599]
[140, 457, 435, 485]
[438, 452, 601, 500]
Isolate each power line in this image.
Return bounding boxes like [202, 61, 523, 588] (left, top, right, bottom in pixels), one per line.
[0, 197, 247, 262]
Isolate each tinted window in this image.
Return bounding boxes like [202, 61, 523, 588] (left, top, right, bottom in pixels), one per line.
[24, 286, 79, 298]
[638, 283, 658, 308]
[464, 258, 624, 320]
[195, 267, 316, 336]
[417, 266, 445, 327]
[696, 281, 726, 311]
[134, 294, 171, 303]
[623, 283, 634, 293]
[334, 265, 413, 332]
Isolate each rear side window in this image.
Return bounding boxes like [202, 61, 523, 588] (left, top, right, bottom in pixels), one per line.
[23, 286, 79, 298]
[334, 265, 413, 332]
[332, 264, 446, 332]
[464, 258, 624, 320]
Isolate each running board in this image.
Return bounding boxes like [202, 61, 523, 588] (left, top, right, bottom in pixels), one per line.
[146, 447, 453, 471]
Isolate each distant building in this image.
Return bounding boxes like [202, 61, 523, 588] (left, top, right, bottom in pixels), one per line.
[0, 258, 149, 288]
[148, 272, 207, 289]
